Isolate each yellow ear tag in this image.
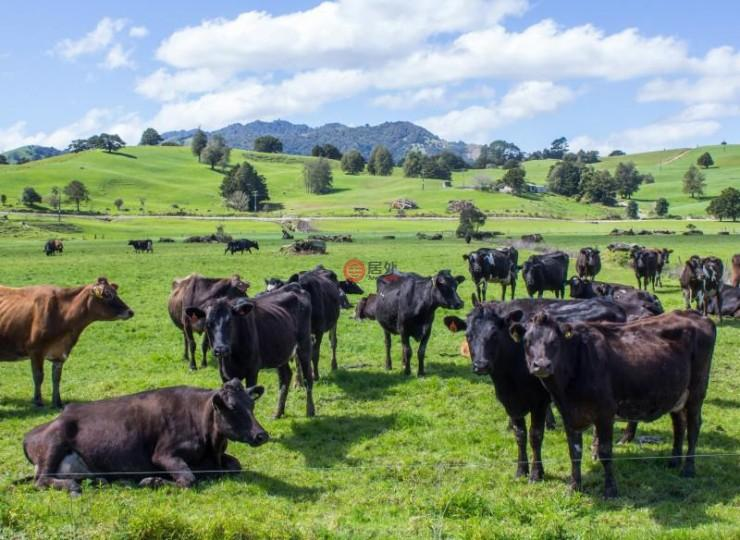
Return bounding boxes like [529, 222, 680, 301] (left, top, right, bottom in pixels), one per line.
[564, 330, 573, 339]
[93, 287, 103, 298]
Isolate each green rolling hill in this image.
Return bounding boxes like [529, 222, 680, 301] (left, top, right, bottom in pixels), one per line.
[0, 144, 736, 218]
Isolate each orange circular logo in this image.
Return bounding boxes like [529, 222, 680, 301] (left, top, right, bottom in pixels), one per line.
[343, 258, 366, 282]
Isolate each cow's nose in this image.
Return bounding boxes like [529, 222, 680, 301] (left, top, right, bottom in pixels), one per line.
[253, 431, 269, 445]
[122, 309, 134, 319]
[531, 359, 552, 377]
[213, 346, 231, 357]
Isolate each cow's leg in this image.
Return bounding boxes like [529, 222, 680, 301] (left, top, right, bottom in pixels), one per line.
[30, 355, 44, 407]
[181, 331, 189, 362]
[274, 363, 292, 419]
[594, 417, 617, 498]
[545, 405, 556, 430]
[681, 403, 702, 478]
[184, 325, 197, 371]
[293, 356, 304, 389]
[200, 334, 209, 368]
[329, 324, 338, 371]
[51, 361, 64, 409]
[34, 436, 81, 494]
[529, 405, 547, 482]
[148, 454, 196, 488]
[668, 410, 686, 469]
[416, 327, 431, 377]
[511, 416, 529, 479]
[618, 421, 638, 444]
[312, 332, 323, 381]
[383, 331, 393, 370]
[400, 333, 412, 376]
[510, 278, 516, 301]
[565, 427, 583, 492]
[296, 339, 315, 417]
[716, 293, 723, 322]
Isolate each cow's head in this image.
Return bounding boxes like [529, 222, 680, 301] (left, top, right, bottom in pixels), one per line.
[230, 274, 250, 294]
[186, 297, 255, 361]
[463, 252, 485, 275]
[264, 278, 285, 292]
[339, 280, 364, 295]
[684, 255, 703, 279]
[431, 270, 465, 310]
[582, 248, 600, 266]
[212, 379, 268, 447]
[512, 311, 575, 379]
[568, 276, 590, 298]
[522, 258, 543, 289]
[252, 241, 260, 250]
[661, 248, 673, 264]
[88, 277, 134, 320]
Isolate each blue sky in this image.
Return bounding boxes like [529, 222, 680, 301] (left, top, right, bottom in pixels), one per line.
[2, 0, 740, 154]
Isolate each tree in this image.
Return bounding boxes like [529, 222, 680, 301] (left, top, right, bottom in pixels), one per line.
[580, 168, 618, 205]
[253, 135, 283, 153]
[609, 150, 626, 157]
[547, 161, 583, 196]
[303, 158, 333, 194]
[682, 165, 706, 198]
[436, 150, 467, 171]
[21, 187, 42, 206]
[626, 200, 639, 219]
[191, 129, 207, 162]
[200, 135, 229, 170]
[403, 150, 424, 177]
[226, 190, 250, 211]
[654, 198, 670, 217]
[220, 162, 269, 211]
[139, 127, 163, 146]
[311, 144, 342, 160]
[614, 162, 647, 199]
[502, 166, 527, 194]
[575, 149, 600, 164]
[456, 204, 486, 237]
[367, 145, 393, 176]
[697, 151, 714, 169]
[546, 137, 569, 159]
[420, 156, 451, 180]
[114, 198, 124, 211]
[0, 155, 7, 165]
[64, 180, 90, 212]
[95, 133, 125, 153]
[340, 150, 365, 174]
[475, 140, 522, 168]
[67, 139, 90, 153]
[0, 194, 6, 205]
[47, 187, 61, 213]
[706, 187, 740, 221]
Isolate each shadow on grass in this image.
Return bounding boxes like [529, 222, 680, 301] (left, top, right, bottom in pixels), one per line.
[706, 396, 740, 409]
[108, 151, 138, 159]
[0, 397, 90, 421]
[214, 469, 323, 501]
[278, 414, 397, 467]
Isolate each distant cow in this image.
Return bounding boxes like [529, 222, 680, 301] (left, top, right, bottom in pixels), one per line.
[374, 270, 464, 376]
[443, 297, 628, 482]
[514, 310, 715, 498]
[168, 274, 250, 370]
[568, 277, 663, 321]
[186, 284, 315, 418]
[23, 379, 268, 494]
[224, 239, 259, 255]
[0, 277, 134, 408]
[732, 254, 740, 287]
[653, 248, 674, 287]
[522, 251, 569, 298]
[128, 239, 153, 253]
[521, 234, 543, 243]
[698, 256, 724, 321]
[575, 248, 601, 280]
[355, 294, 378, 321]
[463, 247, 519, 302]
[707, 285, 740, 317]
[680, 255, 704, 310]
[44, 239, 63, 256]
[630, 247, 658, 291]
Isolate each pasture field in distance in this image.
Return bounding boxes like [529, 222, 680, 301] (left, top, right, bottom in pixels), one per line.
[0, 215, 738, 539]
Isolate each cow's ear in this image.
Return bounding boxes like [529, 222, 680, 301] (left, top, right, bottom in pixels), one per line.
[507, 309, 524, 324]
[111, 283, 119, 291]
[462, 254, 469, 261]
[443, 315, 467, 333]
[288, 273, 299, 283]
[509, 323, 525, 343]
[232, 299, 254, 316]
[455, 275, 465, 284]
[212, 393, 228, 412]
[593, 249, 600, 255]
[185, 307, 206, 323]
[471, 293, 480, 306]
[246, 385, 265, 402]
[561, 324, 574, 339]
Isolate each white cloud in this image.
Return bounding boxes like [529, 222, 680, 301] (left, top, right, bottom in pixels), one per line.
[53, 17, 127, 60]
[101, 44, 134, 70]
[135, 68, 232, 101]
[372, 87, 448, 110]
[638, 76, 740, 104]
[129, 26, 149, 38]
[419, 81, 574, 141]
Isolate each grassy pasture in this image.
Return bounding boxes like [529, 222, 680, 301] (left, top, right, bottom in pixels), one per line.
[0, 217, 738, 539]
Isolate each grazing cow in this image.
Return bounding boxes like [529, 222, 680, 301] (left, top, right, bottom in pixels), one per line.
[653, 248, 674, 287]
[168, 274, 250, 370]
[522, 251, 569, 298]
[128, 239, 153, 253]
[374, 270, 464, 376]
[697, 256, 724, 321]
[630, 248, 658, 291]
[707, 285, 740, 317]
[463, 247, 519, 301]
[224, 239, 259, 255]
[731, 254, 740, 288]
[186, 284, 315, 418]
[568, 277, 663, 321]
[0, 277, 134, 407]
[23, 379, 268, 495]
[44, 239, 63, 256]
[355, 294, 378, 321]
[443, 297, 628, 481]
[512, 310, 715, 498]
[575, 248, 601, 280]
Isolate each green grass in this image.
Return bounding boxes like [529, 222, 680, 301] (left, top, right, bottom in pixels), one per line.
[0, 217, 738, 539]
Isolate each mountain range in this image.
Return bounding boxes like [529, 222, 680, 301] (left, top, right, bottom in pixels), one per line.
[1, 145, 62, 164]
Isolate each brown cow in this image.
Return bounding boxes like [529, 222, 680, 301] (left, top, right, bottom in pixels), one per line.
[732, 254, 740, 288]
[168, 274, 250, 370]
[0, 277, 134, 408]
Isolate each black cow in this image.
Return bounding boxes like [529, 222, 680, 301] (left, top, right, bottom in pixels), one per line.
[44, 239, 63, 256]
[522, 251, 569, 298]
[575, 248, 601, 280]
[443, 297, 628, 481]
[186, 284, 315, 418]
[697, 257, 724, 321]
[630, 248, 658, 291]
[374, 270, 464, 376]
[568, 276, 663, 321]
[128, 239, 153, 253]
[513, 310, 715, 498]
[463, 247, 519, 301]
[654, 248, 673, 287]
[23, 379, 268, 494]
[224, 239, 259, 254]
[680, 255, 704, 310]
[355, 293, 378, 321]
[707, 284, 740, 317]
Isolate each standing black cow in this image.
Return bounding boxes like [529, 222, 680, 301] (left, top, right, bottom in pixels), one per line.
[186, 284, 315, 418]
[463, 247, 519, 301]
[128, 239, 153, 253]
[374, 270, 464, 376]
[224, 239, 259, 255]
[630, 248, 658, 291]
[697, 256, 724, 321]
[514, 310, 715, 498]
[654, 248, 673, 287]
[44, 239, 64, 256]
[522, 251, 569, 298]
[23, 379, 268, 494]
[575, 248, 601, 280]
[444, 297, 628, 482]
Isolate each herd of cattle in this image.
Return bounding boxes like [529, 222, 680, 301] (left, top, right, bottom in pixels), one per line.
[2, 242, 739, 498]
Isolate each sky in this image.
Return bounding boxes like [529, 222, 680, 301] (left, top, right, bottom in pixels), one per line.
[2, 0, 740, 154]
